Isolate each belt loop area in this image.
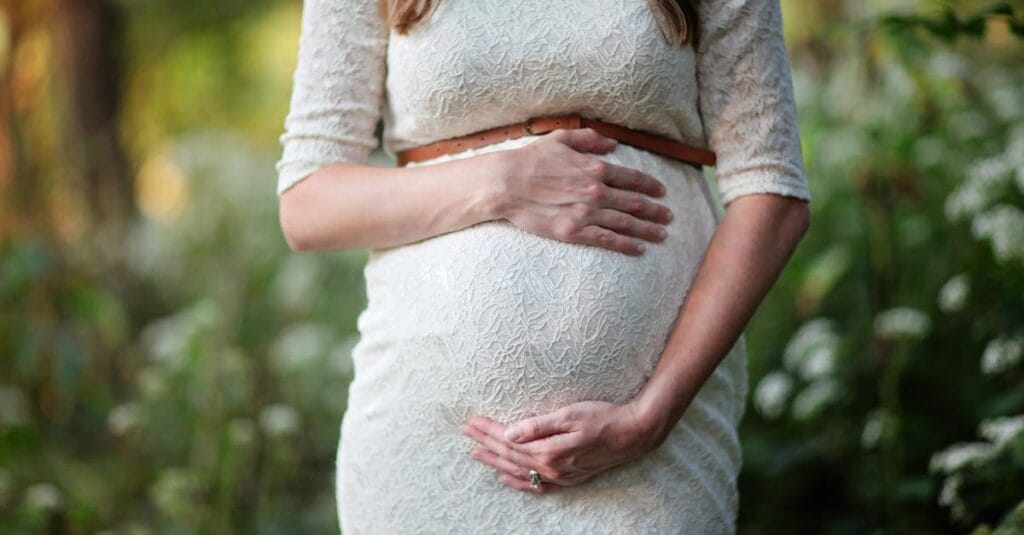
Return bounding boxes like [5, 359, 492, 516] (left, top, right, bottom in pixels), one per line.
[397, 113, 717, 168]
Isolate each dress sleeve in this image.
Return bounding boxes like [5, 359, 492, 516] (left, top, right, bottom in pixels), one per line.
[274, 0, 389, 198]
[695, 0, 812, 208]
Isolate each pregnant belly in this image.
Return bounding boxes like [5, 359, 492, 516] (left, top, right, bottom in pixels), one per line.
[347, 140, 720, 424]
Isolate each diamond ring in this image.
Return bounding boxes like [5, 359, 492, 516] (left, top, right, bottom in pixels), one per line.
[528, 469, 542, 489]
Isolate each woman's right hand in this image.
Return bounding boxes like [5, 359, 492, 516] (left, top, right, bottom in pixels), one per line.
[491, 128, 674, 256]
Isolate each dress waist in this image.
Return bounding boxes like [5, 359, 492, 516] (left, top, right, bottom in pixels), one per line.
[395, 113, 716, 168]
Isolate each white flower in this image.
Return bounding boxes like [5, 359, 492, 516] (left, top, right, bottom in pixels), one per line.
[272, 254, 323, 314]
[944, 157, 1011, 222]
[784, 319, 835, 369]
[860, 409, 892, 450]
[140, 298, 223, 370]
[937, 473, 967, 521]
[800, 345, 838, 380]
[990, 85, 1024, 122]
[874, 307, 931, 340]
[791, 379, 843, 421]
[937, 474, 958, 505]
[980, 335, 1024, 375]
[259, 404, 300, 436]
[141, 315, 189, 369]
[270, 323, 331, 372]
[24, 483, 62, 511]
[820, 129, 868, 171]
[971, 204, 1024, 263]
[753, 371, 793, 420]
[1005, 124, 1024, 166]
[927, 50, 967, 80]
[978, 414, 1024, 447]
[937, 274, 970, 313]
[783, 319, 841, 379]
[186, 297, 221, 331]
[150, 468, 200, 518]
[107, 402, 143, 436]
[928, 442, 997, 474]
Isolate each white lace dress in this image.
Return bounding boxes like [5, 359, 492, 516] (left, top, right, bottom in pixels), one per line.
[275, 0, 811, 532]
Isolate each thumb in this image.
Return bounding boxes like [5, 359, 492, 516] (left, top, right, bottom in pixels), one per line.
[554, 127, 618, 154]
[505, 410, 571, 443]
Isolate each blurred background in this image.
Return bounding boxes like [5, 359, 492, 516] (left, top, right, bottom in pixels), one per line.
[1, 0, 1022, 533]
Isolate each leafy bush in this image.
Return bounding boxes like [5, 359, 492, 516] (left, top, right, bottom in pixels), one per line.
[740, 3, 1024, 532]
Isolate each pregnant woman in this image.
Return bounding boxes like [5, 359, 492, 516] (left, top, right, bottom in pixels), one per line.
[275, 0, 811, 532]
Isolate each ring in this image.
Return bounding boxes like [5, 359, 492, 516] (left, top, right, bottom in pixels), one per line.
[528, 469, 542, 489]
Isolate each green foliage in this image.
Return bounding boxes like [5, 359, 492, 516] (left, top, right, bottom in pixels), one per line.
[1, 129, 370, 532]
[1, 0, 1022, 533]
[740, 2, 1024, 532]
[878, 3, 1024, 41]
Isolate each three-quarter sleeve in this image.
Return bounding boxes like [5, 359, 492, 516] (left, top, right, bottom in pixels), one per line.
[275, 0, 389, 198]
[695, 0, 812, 208]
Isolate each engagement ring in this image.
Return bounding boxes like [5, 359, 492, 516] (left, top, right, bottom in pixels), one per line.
[528, 469, 542, 489]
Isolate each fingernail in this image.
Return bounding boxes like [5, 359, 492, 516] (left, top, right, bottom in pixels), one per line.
[635, 243, 645, 253]
[657, 227, 667, 239]
[505, 427, 521, 442]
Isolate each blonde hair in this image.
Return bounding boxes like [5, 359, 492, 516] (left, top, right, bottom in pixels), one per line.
[376, 0, 700, 48]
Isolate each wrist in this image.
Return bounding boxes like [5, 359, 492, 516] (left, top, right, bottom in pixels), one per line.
[625, 390, 675, 453]
[470, 150, 514, 222]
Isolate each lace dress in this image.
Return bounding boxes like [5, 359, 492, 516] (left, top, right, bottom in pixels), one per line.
[275, 0, 812, 532]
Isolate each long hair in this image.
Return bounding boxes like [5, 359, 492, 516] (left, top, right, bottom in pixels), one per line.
[376, 0, 701, 48]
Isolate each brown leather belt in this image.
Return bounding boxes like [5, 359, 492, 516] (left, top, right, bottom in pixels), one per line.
[395, 113, 717, 168]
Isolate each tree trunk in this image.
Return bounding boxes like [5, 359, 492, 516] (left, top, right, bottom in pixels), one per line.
[56, 0, 135, 226]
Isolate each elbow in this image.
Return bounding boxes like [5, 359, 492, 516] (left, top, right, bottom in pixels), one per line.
[795, 200, 811, 235]
[787, 199, 811, 242]
[279, 190, 315, 252]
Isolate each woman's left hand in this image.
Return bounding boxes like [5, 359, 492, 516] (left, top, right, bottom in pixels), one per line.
[461, 400, 661, 493]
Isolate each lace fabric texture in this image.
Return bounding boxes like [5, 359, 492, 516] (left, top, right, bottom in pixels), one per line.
[275, 0, 811, 532]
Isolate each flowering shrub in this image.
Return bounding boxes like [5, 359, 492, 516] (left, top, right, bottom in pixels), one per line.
[0, 1, 1020, 533]
[740, 3, 1024, 532]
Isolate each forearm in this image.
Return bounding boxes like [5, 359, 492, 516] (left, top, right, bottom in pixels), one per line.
[629, 193, 811, 447]
[278, 152, 507, 251]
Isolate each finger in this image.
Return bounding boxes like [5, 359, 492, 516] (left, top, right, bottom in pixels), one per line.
[465, 425, 569, 486]
[462, 422, 538, 468]
[586, 208, 668, 244]
[470, 447, 531, 480]
[600, 187, 674, 225]
[500, 473, 556, 494]
[470, 415, 575, 457]
[572, 225, 646, 256]
[505, 411, 572, 443]
[600, 162, 667, 198]
[467, 417, 541, 455]
[465, 424, 584, 487]
[549, 127, 618, 154]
